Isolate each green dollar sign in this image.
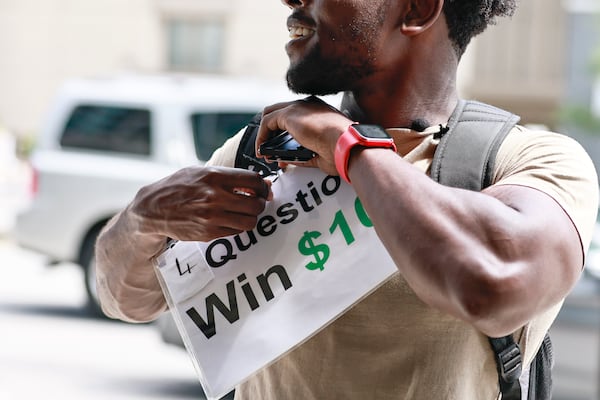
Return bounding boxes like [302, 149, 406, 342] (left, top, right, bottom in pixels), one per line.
[298, 230, 330, 271]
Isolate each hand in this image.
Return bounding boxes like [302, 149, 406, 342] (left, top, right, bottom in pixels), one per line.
[256, 96, 354, 176]
[129, 166, 272, 242]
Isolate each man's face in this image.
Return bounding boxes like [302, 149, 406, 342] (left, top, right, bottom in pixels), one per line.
[284, 0, 392, 96]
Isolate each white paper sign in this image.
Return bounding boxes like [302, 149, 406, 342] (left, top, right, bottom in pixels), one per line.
[155, 167, 398, 400]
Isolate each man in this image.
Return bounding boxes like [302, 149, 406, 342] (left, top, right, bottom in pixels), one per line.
[96, 0, 599, 398]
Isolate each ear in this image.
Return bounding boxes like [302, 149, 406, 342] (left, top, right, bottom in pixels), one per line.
[401, 0, 444, 36]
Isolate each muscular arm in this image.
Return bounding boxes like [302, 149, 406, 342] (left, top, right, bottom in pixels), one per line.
[96, 166, 271, 322]
[256, 98, 597, 338]
[348, 148, 584, 337]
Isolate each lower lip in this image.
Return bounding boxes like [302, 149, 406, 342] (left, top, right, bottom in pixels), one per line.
[286, 34, 314, 52]
[289, 34, 312, 43]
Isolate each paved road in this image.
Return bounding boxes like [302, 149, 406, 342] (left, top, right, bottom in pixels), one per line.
[0, 239, 211, 400]
[1, 237, 599, 399]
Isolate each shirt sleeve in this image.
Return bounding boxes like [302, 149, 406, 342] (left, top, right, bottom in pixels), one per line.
[492, 126, 599, 254]
[205, 128, 246, 168]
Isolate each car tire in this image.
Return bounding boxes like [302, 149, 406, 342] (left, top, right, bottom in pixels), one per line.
[80, 227, 104, 317]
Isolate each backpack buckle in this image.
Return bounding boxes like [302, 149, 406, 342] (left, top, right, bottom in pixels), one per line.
[496, 342, 522, 383]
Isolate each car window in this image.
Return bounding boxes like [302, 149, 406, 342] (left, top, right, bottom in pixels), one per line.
[60, 105, 151, 155]
[191, 112, 256, 161]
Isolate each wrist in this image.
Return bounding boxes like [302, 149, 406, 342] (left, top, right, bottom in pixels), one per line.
[334, 124, 397, 183]
[122, 204, 169, 258]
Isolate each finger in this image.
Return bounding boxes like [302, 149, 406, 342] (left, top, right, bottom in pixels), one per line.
[256, 107, 292, 156]
[221, 169, 271, 199]
[222, 190, 268, 217]
[170, 206, 261, 241]
[195, 207, 261, 233]
[175, 225, 243, 242]
[264, 179, 274, 201]
[262, 100, 295, 116]
[222, 211, 261, 231]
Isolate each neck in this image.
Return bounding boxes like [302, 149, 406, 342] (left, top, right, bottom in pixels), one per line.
[344, 31, 461, 129]
[345, 66, 459, 129]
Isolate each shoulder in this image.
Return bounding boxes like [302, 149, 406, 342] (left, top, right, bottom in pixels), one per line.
[205, 128, 246, 168]
[494, 125, 597, 186]
[497, 125, 593, 161]
[494, 125, 599, 250]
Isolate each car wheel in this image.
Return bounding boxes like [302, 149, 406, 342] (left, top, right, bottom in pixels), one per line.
[80, 228, 104, 317]
[157, 312, 185, 347]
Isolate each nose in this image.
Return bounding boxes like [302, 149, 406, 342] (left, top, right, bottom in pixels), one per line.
[281, 0, 305, 8]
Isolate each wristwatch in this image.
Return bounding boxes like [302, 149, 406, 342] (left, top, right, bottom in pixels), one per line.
[334, 124, 397, 183]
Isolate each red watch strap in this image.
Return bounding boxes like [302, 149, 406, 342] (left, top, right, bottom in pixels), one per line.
[335, 127, 358, 183]
[334, 125, 396, 184]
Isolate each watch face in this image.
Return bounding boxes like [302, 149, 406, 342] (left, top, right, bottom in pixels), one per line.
[353, 124, 391, 139]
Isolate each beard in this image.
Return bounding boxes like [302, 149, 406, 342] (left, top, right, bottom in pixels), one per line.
[286, 42, 376, 96]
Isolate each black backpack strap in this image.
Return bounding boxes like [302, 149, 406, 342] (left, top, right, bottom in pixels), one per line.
[234, 112, 280, 176]
[489, 335, 523, 400]
[490, 332, 554, 400]
[527, 333, 554, 400]
[431, 99, 521, 190]
[431, 100, 526, 399]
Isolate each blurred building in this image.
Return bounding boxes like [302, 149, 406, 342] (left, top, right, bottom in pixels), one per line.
[0, 0, 289, 136]
[0, 0, 596, 136]
[558, 0, 600, 168]
[460, 0, 566, 127]
[462, 0, 600, 132]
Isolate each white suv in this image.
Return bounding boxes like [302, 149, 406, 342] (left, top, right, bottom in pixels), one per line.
[14, 73, 297, 315]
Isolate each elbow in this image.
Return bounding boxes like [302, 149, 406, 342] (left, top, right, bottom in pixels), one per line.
[455, 260, 529, 337]
[97, 279, 167, 323]
[100, 298, 167, 324]
[95, 226, 167, 323]
[95, 257, 167, 323]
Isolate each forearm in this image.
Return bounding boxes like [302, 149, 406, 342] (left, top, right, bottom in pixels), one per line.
[94, 165, 272, 323]
[348, 148, 582, 336]
[95, 206, 168, 323]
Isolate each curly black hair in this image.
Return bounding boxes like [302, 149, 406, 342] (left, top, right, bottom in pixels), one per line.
[443, 0, 518, 56]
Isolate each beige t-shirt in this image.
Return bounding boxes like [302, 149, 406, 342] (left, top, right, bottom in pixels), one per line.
[208, 124, 598, 400]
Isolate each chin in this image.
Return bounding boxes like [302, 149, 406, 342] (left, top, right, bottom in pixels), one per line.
[286, 71, 343, 97]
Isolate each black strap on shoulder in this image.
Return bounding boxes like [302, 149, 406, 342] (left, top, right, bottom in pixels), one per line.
[489, 335, 524, 400]
[430, 100, 525, 400]
[431, 99, 521, 191]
